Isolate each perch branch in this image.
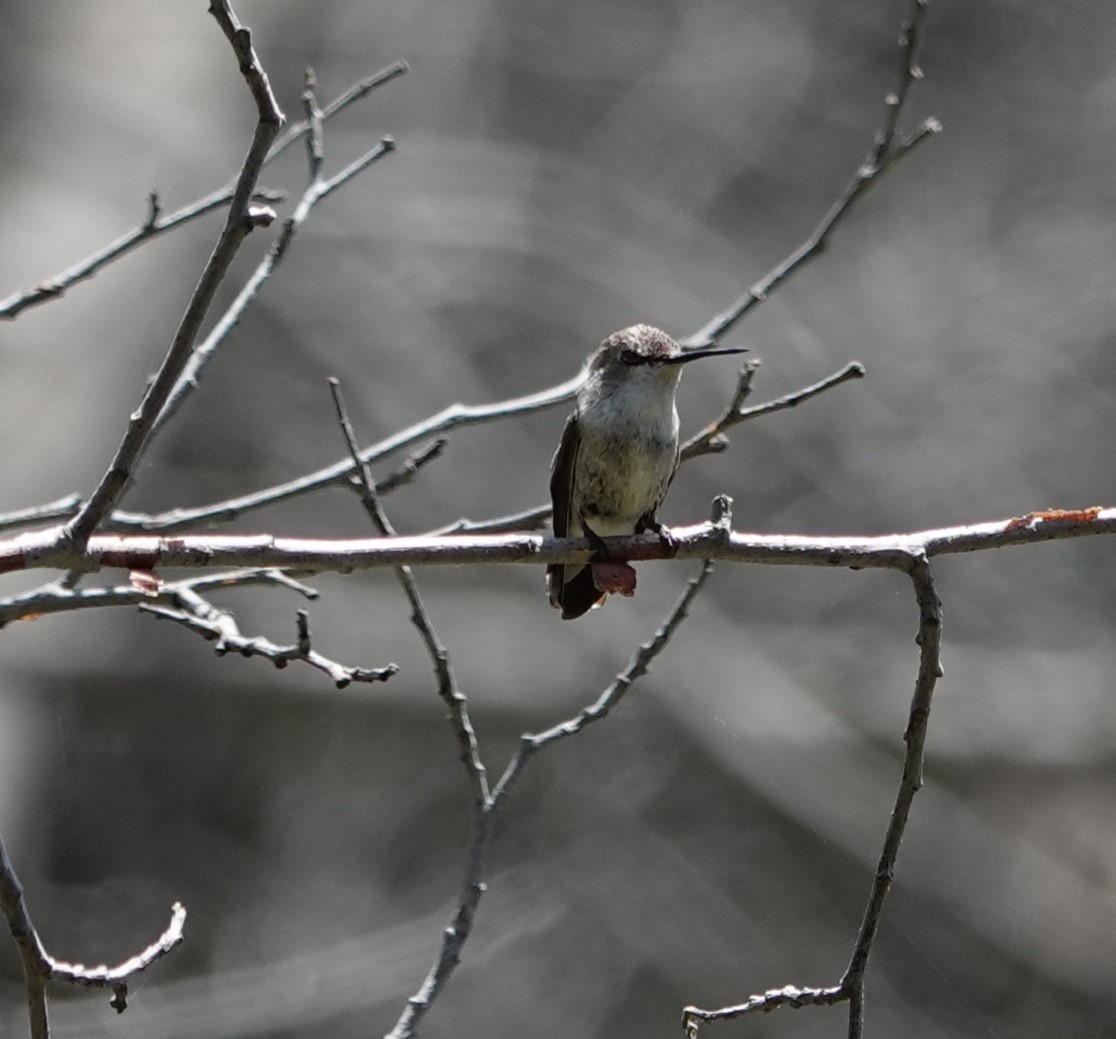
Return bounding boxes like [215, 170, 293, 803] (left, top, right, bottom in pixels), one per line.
[5, 507, 1112, 579]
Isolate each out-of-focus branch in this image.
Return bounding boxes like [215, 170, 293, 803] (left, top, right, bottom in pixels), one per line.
[682, 0, 938, 351]
[681, 554, 943, 1038]
[0, 496, 82, 534]
[1, 830, 185, 1035]
[63, 0, 284, 553]
[384, 562, 715, 1039]
[5, 507, 1112, 579]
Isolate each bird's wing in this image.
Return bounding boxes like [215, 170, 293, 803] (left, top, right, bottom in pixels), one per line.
[549, 411, 580, 539]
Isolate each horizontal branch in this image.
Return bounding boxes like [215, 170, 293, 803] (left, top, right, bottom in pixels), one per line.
[2, 506, 1111, 580]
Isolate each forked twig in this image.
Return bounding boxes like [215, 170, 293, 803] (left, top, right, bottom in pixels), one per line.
[0, 830, 185, 1037]
[142, 594, 398, 688]
[149, 63, 398, 439]
[0, 62, 406, 322]
[681, 556, 943, 1039]
[385, 561, 715, 1039]
[63, 0, 284, 552]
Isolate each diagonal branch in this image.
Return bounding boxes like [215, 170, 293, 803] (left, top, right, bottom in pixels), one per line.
[682, 359, 865, 460]
[491, 560, 715, 810]
[0, 61, 405, 322]
[329, 378, 488, 804]
[682, 0, 938, 350]
[149, 66, 398, 439]
[63, 0, 284, 552]
[385, 561, 715, 1039]
[110, 371, 586, 533]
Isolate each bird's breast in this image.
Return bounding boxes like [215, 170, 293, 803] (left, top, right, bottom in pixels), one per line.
[571, 397, 679, 534]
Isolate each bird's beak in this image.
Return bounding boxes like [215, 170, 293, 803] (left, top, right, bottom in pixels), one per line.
[663, 345, 748, 365]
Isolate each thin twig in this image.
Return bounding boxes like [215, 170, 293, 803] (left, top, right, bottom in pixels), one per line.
[838, 556, 942, 1033]
[681, 360, 865, 461]
[64, 0, 284, 553]
[0, 61, 405, 322]
[0, 188, 282, 321]
[1, 829, 185, 1034]
[0, 566, 317, 628]
[370, 438, 448, 496]
[113, 371, 585, 532]
[0, 496, 82, 534]
[491, 560, 715, 810]
[682, 0, 938, 350]
[385, 561, 715, 1039]
[680, 553, 942, 1038]
[328, 378, 488, 802]
[140, 587, 396, 688]
[426, 504, 552, 537]
[150, 97, 397, 439]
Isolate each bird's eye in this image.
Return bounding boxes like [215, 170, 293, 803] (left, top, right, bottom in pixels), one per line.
[619, 348, 643, 365]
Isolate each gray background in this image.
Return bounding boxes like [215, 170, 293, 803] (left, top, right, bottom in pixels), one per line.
[2, 2, 1115, 1037]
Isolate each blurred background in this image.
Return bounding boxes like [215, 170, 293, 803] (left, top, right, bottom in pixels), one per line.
[2, 1, 1116, 1036]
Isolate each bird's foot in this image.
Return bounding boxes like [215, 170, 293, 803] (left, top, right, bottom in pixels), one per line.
[643, 518, 679, 558]
[582, 520, 611, 560]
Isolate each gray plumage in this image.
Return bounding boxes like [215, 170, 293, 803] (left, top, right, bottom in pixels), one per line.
[547, 325, 745, 619]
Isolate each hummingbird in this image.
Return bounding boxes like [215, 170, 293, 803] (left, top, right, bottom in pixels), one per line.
[546, 324, 746, 619]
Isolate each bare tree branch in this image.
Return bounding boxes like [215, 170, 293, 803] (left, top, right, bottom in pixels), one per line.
[109, 371, 587, 533]
[329, 378, 487, 801]
[141, 596, 398, 687]
[0, 567, 316, 628]
[0, 62, 405, 322]
[681, 553, 944, 1038]
[682, 0, 939, 350]
[0, 830, 185, 1036]
[149, 58, 398, 441]
[63, 0, 284, 553]
[4, 507, 1112, 579]
[682, 359, 866, 460]
[385, 561, 715, 1039]
[490, 559, 715, 810]
[0, 497, 83, 534]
